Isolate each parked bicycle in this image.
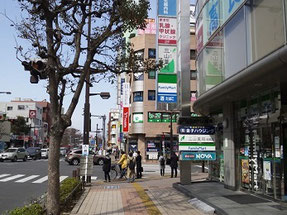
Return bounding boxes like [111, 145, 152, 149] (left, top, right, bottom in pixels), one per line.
[110, 164, 127, 180]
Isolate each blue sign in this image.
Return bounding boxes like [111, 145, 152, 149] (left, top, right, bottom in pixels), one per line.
[178, 126, 215, 135]
[157, 93, 177, 103]
[181, 152, 216, 161]
[158, 0, 177, 17]
[207, 0, 220, 37]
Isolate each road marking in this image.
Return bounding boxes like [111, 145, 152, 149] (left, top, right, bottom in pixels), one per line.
[32, 176, 48, 183]
[0, 174, 11, 179]
[0, 174, 25, 182]
[15, 175, 40, 183]
[60, 176, 68, 182]
[91, 176, 97, 181]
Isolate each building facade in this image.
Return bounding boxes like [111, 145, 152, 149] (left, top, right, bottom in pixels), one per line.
[0, 98, 50, 148]
[194, 0, 287, 201]
[116, 16, 197, 162]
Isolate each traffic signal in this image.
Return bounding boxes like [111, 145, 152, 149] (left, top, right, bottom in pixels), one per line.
[22, 59, 47, 84]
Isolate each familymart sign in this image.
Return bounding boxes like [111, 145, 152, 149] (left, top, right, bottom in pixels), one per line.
[179, 125, 216, 161]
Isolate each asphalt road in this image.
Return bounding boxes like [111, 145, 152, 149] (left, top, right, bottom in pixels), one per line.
[0, 158, 103, 214]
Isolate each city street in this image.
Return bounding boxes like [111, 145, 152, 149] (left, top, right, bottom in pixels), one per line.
[0, 159, 207, 214]
[0, 158, 103, 214]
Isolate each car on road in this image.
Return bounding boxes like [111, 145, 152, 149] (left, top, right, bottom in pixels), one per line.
[0, 147, 29, 162]
[41, 148, 49, 159]
[65, 149, 99, 165]
[93, 152, 105, 165]
[26, 147, 41, 160]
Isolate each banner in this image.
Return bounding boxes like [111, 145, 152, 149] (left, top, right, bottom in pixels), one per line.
[123, 107, 129, 133]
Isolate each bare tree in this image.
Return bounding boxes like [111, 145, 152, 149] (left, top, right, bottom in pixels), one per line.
[9, 0, 150, 214]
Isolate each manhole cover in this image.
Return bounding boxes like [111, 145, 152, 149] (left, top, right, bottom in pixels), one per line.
[104, 185, 120, 189]
[223, 194, 270, 204]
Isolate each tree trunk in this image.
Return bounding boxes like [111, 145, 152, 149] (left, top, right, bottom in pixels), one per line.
[47, 126, 63, 215]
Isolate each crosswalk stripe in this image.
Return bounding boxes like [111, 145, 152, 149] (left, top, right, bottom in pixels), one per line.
[15, 175, 40, 183]
[0, 174, 11, 179]
[60, 176, 68, 182]
[0, 174, 25, 182]
[32, 176, 48, 184]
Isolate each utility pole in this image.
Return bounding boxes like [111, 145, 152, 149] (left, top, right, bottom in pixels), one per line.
[170, 111, 173, 154]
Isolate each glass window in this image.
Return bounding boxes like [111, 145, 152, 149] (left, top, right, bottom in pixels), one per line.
[246, 0, 285, 64]
[133, 91, 143, 102]
[148, 90, 156, 101]
[7, 106, 13, 111]
[18, 105, 25, 110]
[133, 113, 143, 123]
[224, 7, 247, 79]
[148, 49, 156, 59]
[190, 50, 197, 60]
[190, 70, 197, 80]
[134, 72, 144, 81]
[148, 70, 156, 79]
[204, 31, 224, 92]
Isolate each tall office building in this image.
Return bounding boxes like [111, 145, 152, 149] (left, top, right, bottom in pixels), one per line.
[194, 0, 287, 200]
[115, 16, 197, 162]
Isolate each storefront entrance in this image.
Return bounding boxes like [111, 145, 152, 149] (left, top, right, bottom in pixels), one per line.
[239, 115, 284, 200]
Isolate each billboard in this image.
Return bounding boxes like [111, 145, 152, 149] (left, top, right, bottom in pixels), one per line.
[137, 18, 156, 35]
[179, 134, 215, 143]
[181, 152, 216, 161]
[158, 46, 177, 74]
[157, 74, 177, 103]
[158, 17, 177, 45]
[158, 0, 177, 16]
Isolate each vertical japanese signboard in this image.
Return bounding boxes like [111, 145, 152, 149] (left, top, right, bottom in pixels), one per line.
[158, 17, 177, 45]
[158, 0, 177, 16]
[157, 0, 177, 108]
[122, 83, 130, 133]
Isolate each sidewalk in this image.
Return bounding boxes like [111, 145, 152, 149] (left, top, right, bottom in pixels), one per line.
[173, 180, 287, 215]
[70, 174, 205, 215]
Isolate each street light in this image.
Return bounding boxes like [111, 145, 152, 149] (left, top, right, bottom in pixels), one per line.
[83, 92, 110, 146]
[0, 92, 11, 94]
[89, 92, 110, 99]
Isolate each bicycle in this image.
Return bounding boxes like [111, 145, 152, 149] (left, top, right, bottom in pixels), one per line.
[110, 164, 127, 180]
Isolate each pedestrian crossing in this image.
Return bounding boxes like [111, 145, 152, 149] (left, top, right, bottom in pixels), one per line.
[0, 174, 69, 184]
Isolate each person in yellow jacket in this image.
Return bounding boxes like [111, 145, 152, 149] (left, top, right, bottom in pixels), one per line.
[118, 151, 127, 178]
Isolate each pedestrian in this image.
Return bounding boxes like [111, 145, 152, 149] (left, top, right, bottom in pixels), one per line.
[170, 152, 178, 178]
[118, 151, 127, 178]
[136, 151, 143, 178]
[127, 151, 136, 182]
[102, 152, 111, 182]
[158, 152, 165, 176]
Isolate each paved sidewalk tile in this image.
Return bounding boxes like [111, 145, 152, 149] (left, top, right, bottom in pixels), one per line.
[72, 175, 206, 215]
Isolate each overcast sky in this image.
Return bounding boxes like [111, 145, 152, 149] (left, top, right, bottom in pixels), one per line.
[0, 0, 195, 134]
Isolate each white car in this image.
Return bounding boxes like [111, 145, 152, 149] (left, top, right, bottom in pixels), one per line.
[0, 147, 29, 162]
[41, 148, 49, 159]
